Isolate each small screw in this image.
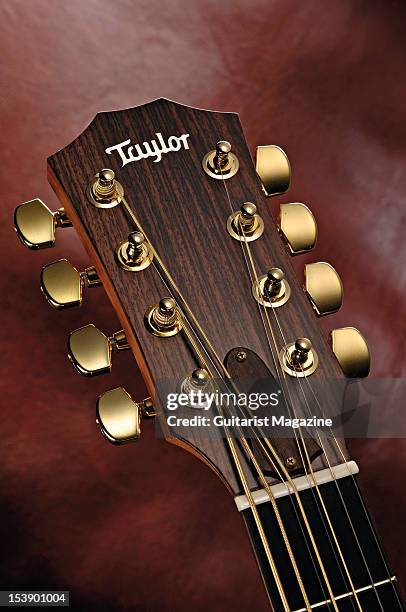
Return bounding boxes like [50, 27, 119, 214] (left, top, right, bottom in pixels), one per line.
[235, 351, 247, 363]
[285, 456, 297, 468]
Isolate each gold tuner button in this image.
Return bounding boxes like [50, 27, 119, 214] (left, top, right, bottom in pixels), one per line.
[115, 230, 153, 272]
[304, 262, 343, 316]
[40, 259, 101, 309]
[96, 388, 156, 444]
[145, 297, 183, 337]
[202, 140, 239, 180]
[68, 324, 129, 377]
[14, 198, 72, 249]
[331, 327, 370, 378]
[252, 267, 291, 308]
[227, 202, 265, 243]
[255, 145, 291, 197]
[86, 168, 124, 209]
[280, 337, 318, 377]
[278, 202, 317, 255]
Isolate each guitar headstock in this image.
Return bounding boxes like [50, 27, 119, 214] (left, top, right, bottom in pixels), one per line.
[14, 99, 370, 495]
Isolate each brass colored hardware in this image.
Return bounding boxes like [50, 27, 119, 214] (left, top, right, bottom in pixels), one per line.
[202, 140, 239, 180]
[235, 351, 247, 363]
[68, 324, 129, 377]
[331, 327, 370, 378]
[144, 297, 183, 337]
[86, 168, 124, 209]
[96, 387, 155, 444]
[141, 397, 157, 419]
[180, 368, 214, 408]
[285, 457, 297, 468]
[252, 267, 291, 308]
[255, 145, 291, 197]
[14, 198, 72, 249]
[40, 259, 101, 309]
[278, 202, 317, 255]
[280, 338, 319, 377]
[227, 202, 265, 242]
[115, 231, 153, 271]
[190, 368, 210, 387]
[305, 262, 343, 316]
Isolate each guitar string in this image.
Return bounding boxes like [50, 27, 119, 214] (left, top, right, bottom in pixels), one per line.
[120, 195, 336, 610]
[255, 193, 397, 608]
[120, 190, 354, 609]
[219, 178, 361, 611]
[220, 170, 390, 611]
[225, 222, 356, 611]
[120, 196, 293, 610]
[180, 318, 312, 611]
[269, 306, 387, 611]
[121, 157, 399, 609]
[299, 368, 403, 609]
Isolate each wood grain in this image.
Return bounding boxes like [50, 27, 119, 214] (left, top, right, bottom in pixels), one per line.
[48, 98, 348, 495]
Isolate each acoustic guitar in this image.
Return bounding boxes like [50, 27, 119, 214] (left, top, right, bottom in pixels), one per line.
[14, 99, 404, 611]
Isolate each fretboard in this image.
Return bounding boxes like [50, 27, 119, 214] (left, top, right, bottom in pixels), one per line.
[241, 475, 404, 611]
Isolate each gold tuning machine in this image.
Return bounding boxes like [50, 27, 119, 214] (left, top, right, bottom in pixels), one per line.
[96, 387, 156, 444]
[280, 338, 318, 377]
[41, 259, 102, 309]
[255, 145, 291, 196]
[68, 324, 129, 377]
[252, 267, 291, 308]
[278, 202, 317, 255]
[227, 202, 265, 242]
[331, 327, 371, 378]
[145, 297, 183, 337]
[304, 262, 343, 316]
[202, 140, 239, 180]
[86, 169, 124, 209]
[115, 231, 153, 271]
[14, 198, 72, 249]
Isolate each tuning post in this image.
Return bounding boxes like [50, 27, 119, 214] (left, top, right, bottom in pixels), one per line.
[68, 324, 129, 377]
[40, 259, 101, 309]
[144, 297, 183, 337]
[96, 387, 156, 444]
[14, 198, 72, 249]
[179, 368, 214, 409]
[86, 168, 124, 209]
[227, 202, 264, 242]
[202, 140, 239, 180]
[280, 338, 318, 377]
[252, 267, 291, 308]
[115, 230, 153, 271]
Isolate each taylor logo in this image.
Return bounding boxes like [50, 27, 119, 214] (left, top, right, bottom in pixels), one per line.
[105, 132, 191, 167]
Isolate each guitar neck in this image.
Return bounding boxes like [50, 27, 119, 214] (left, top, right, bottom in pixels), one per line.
[240, 474, 404, 611]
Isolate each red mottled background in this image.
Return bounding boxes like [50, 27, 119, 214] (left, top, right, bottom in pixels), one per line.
[1, 1, 405, 610]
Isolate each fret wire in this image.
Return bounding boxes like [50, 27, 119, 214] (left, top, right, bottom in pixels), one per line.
[293, 576, 397, 612]
[300, 374, 405, 610]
